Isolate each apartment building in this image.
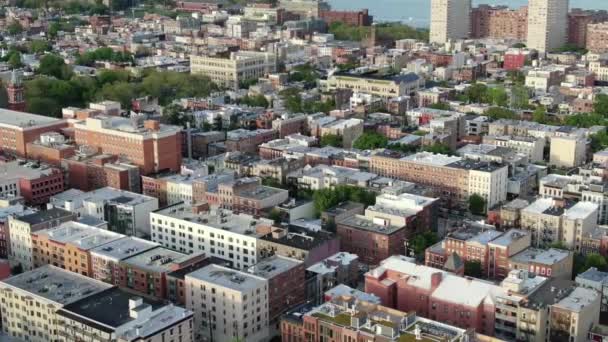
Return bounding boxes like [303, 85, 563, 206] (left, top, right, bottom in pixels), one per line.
[225, 128, 278, 154]
[151, 204, 274, 269]
[289, 164, 373, 191]
[117, 246, 206, 299]
[527, 0, 569, 52]
[8, 208, 76, 270]
[0, 265, 112, 342]
[247, 255, 305, 323]
[482, 135, 545, 163]
[25, 132, 76, 167]
[31, 221, 124, 276]
[520, 198, 598, 250]
[217, 178, 289, 215]
[325, 72, 424, 99]
[426, 227, 530, 280]
[64, 152, 141, 192]
[525, 67, 565, 94]
[589, 61, 608, 82]
[568, 9, 608, 48]
[49, 187, 159, 237]
[470, 5, 528, 40]
[0, 109, 67, 157]
[305, 252, 359, 305]
[281, 297, 473, 342]
[190, 51, 277, 90]
[509, 247, 574, 279]
[370, 151, 508, 209]
[430, 0, 472, 44]
[0, 202, 35, 258]
[57, 288, 194, 342]
[550, 136, 587, 168]
[258, 226, 340, 267]
[73, 115, 182, 175]
[185, 264, 270, 342]
[0, 160, 65, 205]
[90, 236, 159, 284]
[539, 173, 608, 224]
[586, 22, 608, 54]
[318, 118, 364, 149]
[549, 287, 600, 342]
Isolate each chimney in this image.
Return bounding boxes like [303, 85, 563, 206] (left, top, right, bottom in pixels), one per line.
[144, 120, 160, 131]
[431, 272, 443, 289]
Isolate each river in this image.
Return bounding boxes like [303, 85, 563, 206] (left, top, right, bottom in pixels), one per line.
[328, 0, 608, 28]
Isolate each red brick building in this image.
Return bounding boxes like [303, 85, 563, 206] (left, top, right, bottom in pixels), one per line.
[0, 109, 68, 157]
[117, 247, 206, 299]
[73, 116, 182, 175]
[365, 255, 500, 336]
[504, 50, 532, 70]
[568, 9, 608, 48]
[65, 153, 141, 193]
[470, 5, 528, 40]
[225, 128, 278, 154]
[319, 9, 373, 26]
[0, 161, 65, 206]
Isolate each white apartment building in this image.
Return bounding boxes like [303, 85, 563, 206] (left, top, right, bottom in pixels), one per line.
[482, 135, 545, 163]
[8, 208, 75, 270]
[550, 136, 587, 168]
[430, 0, 472, 44]
[468, 165, 509, 210]
[185, 264, 269, 342]
[521, 198, 598, 251]
[49, 187, 159, 238]
[150, 204, 274, 270]
[589, 61, 608, 82]
[527, 0, 569, 52]
[190, 51, 277, 90]
[0, 265, 112, 342]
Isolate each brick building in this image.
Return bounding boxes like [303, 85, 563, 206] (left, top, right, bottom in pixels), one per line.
[225, 128, 278, 154]
[0, 161, 65, 206]
[89, 236, 158, 284]
[319, 9, 373, 26]
[25, 132, 76, 167]
[568, 9, 608, 48]
[0, 109, 67, 157]
[73, 115, 182, 175]
[586, 22, 608, 54]
[470, 5, 528, 40]
[64, 153, 141, 192]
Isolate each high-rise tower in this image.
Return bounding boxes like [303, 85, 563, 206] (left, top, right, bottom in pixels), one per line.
[430, 0, 472, 45]
[527, 0, 569, 53]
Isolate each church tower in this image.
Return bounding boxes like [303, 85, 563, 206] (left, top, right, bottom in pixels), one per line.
[7, 70, 26, 112]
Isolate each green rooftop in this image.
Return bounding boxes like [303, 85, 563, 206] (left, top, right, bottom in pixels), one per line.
[312, 312, 352, 326]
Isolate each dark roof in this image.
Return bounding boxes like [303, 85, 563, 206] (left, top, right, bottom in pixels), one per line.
[333, 71, 420, 84]
[57, 287, 165, 332]
[281, 302, 316, 324]
[523, 278, 574, 309]
[18, 208, 74, 225]
[167, 256, 232, 279]
[261, 227, 336, 251]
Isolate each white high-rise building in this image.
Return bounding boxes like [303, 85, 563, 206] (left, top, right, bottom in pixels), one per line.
[527, 0, 569, 52]
[430, 0, 471, 44]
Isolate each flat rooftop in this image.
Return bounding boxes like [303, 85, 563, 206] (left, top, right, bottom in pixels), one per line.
[122, 246, 193, 273]
[187, 264, 266, 291]
[339, 214, 405, 235]
[238, 185, 287, 200]
[89, 236, 159, 261]
[1, 265, 111, 304]
[555, 287, 599, 312]
[511, 248, 571, 266]
[576, 267, 608, 284]
[246, 255, 302, 279]
[0, 160, 60, 180]
[58, 287, 164, 332]
[0, 108, 63, 128]
[16, 207, 74, 225]
[34, 221, 123, 250]
[51, 187, 157, 208]
[488, 229, 529, 247]
[400, 152, 462, 166]
[153, 205, 273, 238]
[260, 227, 336, 250]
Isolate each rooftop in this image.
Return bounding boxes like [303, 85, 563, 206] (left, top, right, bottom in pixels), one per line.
[246, 255, 302, 279]
[33, 221, 123, 250]
[576, 267, 608, 284]
[0, 160, 61, 180]
[554, 287, 599, 312]
[238, 185, 287, 200]
[51, 187, 157, 209]
[187, 264, 266, 291]
[89, 236, 158, 262]
[122, 246, 196, 273]
[0, 108, 63, 128]
[153, 205, 273, 237]
[339, 214, 405, 235]
[15, 207, 74, 225]
[400, 152, 461, 166]
[488, 229, 529, 247]
[511, 247, 571, 266]
[1, 265, 111, 304]
[260, 226, 336, 250]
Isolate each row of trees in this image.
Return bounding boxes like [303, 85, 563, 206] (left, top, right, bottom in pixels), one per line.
[328, 22, 429, 42]
[279, 88, 335, 114]
[75, 47, 134, 66]
[312, 185, 376, 217]
[20, 54, 217, 117]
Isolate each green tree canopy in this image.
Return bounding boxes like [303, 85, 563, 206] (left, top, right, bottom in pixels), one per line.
[239, 94, 269, 108]
[353, 132, 388, 150]
[464, 260, 483, 278]
[320, 134, 342, 148]
[427, 102, 450, 110]
[594, 94, 608, 117]
[312, 185, 376, 217]
[485, 106, 518, 120]
[410, 232, 439, 258]
[469, 194, 487, 215]
[532, 105, 548, 124]
[28, 40, 52, 54]
[37, 54, 72, 80]
[422, 143, 452, 155]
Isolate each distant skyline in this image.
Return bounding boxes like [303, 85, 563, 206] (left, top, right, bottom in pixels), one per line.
[328, 0, 608, 27]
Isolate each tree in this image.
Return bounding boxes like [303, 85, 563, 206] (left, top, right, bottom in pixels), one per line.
[239, 94, 269, 108]
[261, 177, 283, 188]
[532, 105, 548, 124]
[7, 51, 22, 69]
[37, 54, 72, 80]
[28, 40, 51, 54]
[48, 22, 60, 38]
[320, 134, 342, 148]
[485, 107, 518, 120]
[162, 104, 194, 128]
[98, 81, 137, 109]
[469, 194, 487, 215]
[422, 143, 452, 155]
[464, 83, 488, 104]
[549, 241, 568, 250]
[427, 102, 450, 110]
[512, 43, 526, 48]
[487, 86, 508, 107]
[594, 94, 608, 117]
[353, 132, 388, 150]
[26, 97, 61, 117]
[312, 185, 376, 217]
[97, 69, 131, 86]
[7, 21, 23, 35]
[591, 131, 608, 152]
[511, 85, 531, 109]
[267, 208, 283, 225]
[575, 253, 608, 276]
[410, 232, 439, 258]
[464, 260, 483, 278]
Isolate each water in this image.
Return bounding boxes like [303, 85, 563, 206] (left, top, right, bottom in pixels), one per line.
[328, 0, 608, 28]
